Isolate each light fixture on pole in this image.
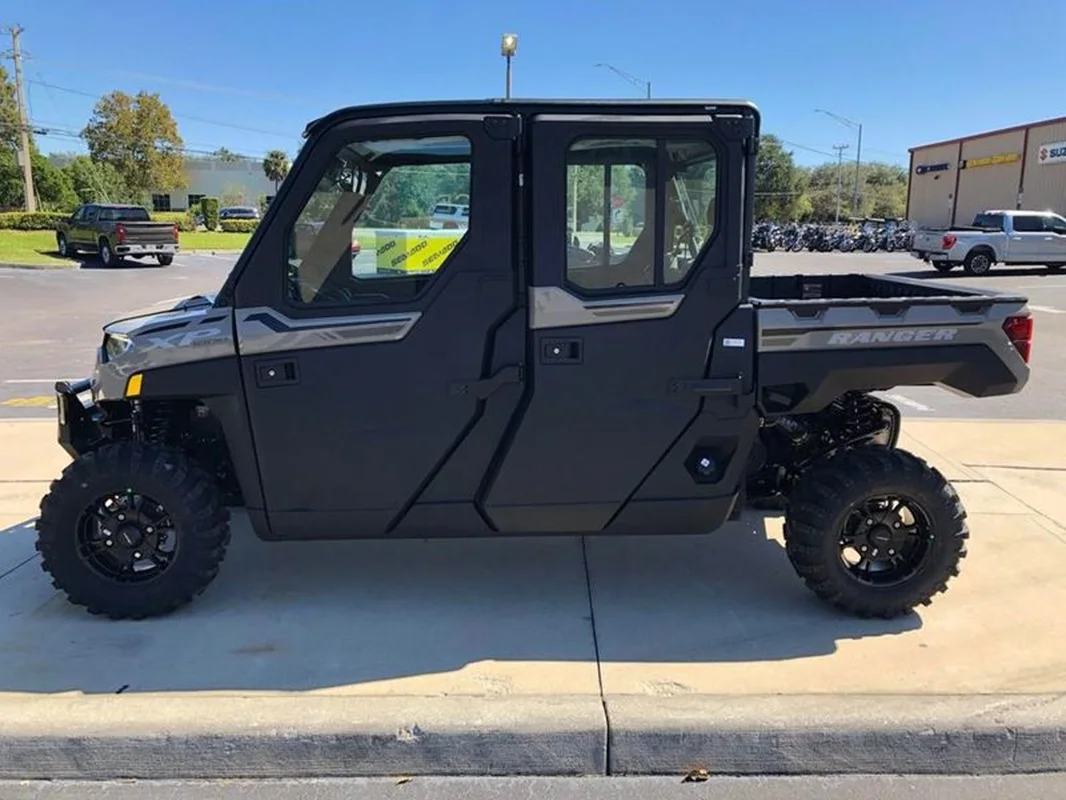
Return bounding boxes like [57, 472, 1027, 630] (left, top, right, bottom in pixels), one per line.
[594, 62, 651, 98]
[501, 33, 518, 99]
[816, 108, 863, 216]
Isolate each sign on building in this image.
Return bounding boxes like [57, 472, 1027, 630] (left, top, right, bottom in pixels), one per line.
[960, 152, 1020, 169]
[915, 162, 950, 175]
[1037, 141, 1066, 166]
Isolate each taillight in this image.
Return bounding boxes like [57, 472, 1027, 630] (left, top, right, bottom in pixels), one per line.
[1003, 314, 1034, 363]
[115, 224, 127, 244]
[942, 234, 957, 249]
[173, 223, 180, 242]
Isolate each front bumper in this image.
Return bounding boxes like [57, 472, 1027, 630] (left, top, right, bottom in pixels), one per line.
[115, 243, 178, 256]
[55, 379, 106, 458]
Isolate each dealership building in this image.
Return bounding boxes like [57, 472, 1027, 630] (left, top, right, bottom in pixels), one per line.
[906, 115, 1066, 228]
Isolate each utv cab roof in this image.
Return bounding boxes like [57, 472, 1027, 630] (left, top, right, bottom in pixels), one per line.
[302, 98, 761, 139]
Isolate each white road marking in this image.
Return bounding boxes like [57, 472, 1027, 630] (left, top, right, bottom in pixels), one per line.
[4, 379, 74, 384]
[884, 393, 935, 412]
[1028, 305, 1066, 315]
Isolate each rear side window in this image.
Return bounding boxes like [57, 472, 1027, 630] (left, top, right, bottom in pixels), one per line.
[564, 136, 718, 292]
[973, 213, 1004, 229]
[1011, 215, 1043, 232]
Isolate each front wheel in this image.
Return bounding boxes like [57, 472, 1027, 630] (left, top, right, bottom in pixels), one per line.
[35, 443, 231, 620]
[783, 446, 968, 618]
[157, 254, 174, 266]
[56, 233, 70, 258]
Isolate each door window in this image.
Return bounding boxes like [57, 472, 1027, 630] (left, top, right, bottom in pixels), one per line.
[1012, 215, 1043, 232]
[287, 135, 472, 306]
[564, 137, 717, 292]
[1042, 215, 1066, 234]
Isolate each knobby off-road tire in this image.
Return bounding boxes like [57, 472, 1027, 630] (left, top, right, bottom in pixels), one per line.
[35, 442, 231, 620]
[783, 445, 968, 618]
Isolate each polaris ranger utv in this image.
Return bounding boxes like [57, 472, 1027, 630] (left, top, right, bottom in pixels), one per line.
[37, 99, 1033, 621]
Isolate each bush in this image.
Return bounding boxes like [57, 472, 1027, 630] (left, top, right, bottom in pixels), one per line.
[201, 197, 220, 230]
[152, 211, 198, 232]
[220, 219, 258, 233]
[0, 211, 70, 230]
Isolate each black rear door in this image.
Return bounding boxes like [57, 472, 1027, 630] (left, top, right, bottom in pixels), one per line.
[482, 111, 760, 534]
[231, 112, 524, 540]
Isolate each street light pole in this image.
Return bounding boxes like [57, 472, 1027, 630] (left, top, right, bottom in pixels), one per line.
[816, 109, 862, 216]
[501, 33, 518, 99]
[832, 143, 850, 224]
[594, 63, 651, 98]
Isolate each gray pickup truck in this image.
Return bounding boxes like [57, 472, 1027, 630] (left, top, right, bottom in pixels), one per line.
[55, 203, 180, 267]
[910, 209, 1066, 275]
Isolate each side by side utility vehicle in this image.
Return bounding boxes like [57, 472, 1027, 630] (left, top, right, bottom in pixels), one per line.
[37, 99, 1034, 620]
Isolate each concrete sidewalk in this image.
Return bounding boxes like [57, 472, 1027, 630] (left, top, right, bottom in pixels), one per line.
[0, 419, 1064, 779]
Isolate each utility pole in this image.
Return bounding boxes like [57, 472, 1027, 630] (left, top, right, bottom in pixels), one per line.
[815, 109, 863, 216]
[832, 143, 849, 224]
[6, 25, 36, 212]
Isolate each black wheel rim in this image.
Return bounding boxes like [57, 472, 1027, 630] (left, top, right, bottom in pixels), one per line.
[837, 494, 932, 587]
[75, 490, 178, 583]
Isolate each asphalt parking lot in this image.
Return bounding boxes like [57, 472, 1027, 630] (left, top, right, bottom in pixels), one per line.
[0, 249, 1063, 419]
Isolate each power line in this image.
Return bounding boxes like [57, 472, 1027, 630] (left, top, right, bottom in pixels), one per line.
[28, 80, 296, 139]
[779, 139, 838, 159]
[25, 57, 319, 106]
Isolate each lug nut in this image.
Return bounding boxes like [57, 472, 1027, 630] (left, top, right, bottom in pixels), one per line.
[105, 539, 113, 547]
[888, 548, 896, 556]
[860, 545, 868, 552]
[133, 551, 142, 559]
[117, 514, 125, 521]
[893, 522, 901, 528]
[866, 519, 873, 526]
[146, 527, 154, 534]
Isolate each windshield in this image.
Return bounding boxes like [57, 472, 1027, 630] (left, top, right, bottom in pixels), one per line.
[98, 207, 151, 222]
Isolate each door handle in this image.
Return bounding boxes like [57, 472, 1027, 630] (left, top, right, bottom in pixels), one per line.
[255, 358, 299, 388]
[541, 338, 582, 364]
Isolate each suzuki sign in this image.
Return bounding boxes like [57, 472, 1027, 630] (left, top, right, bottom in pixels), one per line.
[1037, 141, 1066, 166]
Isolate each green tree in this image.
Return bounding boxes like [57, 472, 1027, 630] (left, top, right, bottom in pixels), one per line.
[262, 149, 290, 191]
[221, 184, 247, 207]
[213, 147, 240, 163]
[82, 90, 186, 197]
[755, 135, 806, 221]
[62, 155, 130, 204]
[0, 66, 19, 152]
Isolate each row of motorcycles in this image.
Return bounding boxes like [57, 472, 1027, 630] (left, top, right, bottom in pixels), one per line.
[753, 221, 916, 253]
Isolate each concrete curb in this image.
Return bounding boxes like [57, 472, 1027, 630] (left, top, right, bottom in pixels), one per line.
[0, 695, 607, 779]
[607, 694, 1066, 775]
[0, 693, 1063, 779]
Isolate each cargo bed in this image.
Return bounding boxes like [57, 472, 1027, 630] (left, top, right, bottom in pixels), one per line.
[750, 273, 1032, 414]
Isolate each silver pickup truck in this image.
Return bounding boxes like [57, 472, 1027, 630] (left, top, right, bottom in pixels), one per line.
[910, 209, 1066, 276]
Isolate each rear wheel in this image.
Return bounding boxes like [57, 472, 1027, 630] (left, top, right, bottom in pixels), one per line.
[98, 238, 117, 268]
[35, 442, 231, 620]
[963, 249, 993, 276]
[783, 445, 968, 618]
[157, 254, 174, 266]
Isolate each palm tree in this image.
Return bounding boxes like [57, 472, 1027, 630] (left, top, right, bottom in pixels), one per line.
[262, 150, 290, 192]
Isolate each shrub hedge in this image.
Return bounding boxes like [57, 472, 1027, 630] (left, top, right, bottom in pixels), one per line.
[0, 211, 70, 230]
[200, 197, 220, 231]
[219, 219, 258, 233]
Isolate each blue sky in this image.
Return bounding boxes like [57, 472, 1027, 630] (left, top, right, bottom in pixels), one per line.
[7, 0, 1065, 167]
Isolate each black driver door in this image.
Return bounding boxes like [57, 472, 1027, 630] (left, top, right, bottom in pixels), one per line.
[232, 112, 524, 540]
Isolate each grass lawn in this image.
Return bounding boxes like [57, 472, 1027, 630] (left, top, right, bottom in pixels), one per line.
[0, 231, 67, 267]
[0, 230, 252, 267]
[180, 231, 252, 251]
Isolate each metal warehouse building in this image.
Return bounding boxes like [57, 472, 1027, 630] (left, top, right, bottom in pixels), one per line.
[907, 116, 1066, 228]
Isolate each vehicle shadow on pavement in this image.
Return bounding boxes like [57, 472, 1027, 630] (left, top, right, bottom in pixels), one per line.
[0, 511, 920, 695]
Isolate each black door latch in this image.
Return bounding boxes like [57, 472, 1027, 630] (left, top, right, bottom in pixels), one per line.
[255, 359, 299, 388]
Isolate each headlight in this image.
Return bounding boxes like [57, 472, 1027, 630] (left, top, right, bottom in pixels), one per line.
[104, 332, 134, 361]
